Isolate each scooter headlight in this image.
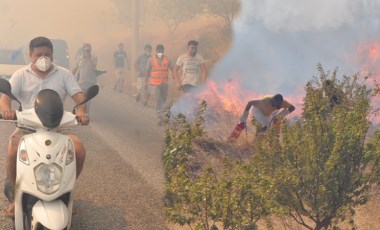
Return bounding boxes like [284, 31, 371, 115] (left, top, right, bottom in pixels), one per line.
[66, 140, 75, 165]
[34, 163, 62, 194]
[18, 140, 30, 165]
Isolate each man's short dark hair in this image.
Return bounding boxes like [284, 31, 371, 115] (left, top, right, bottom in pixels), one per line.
[83, 43, 92, 51]
[187, 40, 198, 47]
[156, 44, 164, 51]
[144, 44, 152, 50]
[273, 94, 283, 102]
[29, 37, 53, 53]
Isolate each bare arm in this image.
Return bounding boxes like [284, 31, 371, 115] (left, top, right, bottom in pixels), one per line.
[0, 94, 12, 111]
[71, 92, 89, 125]
[288, 104, 295, 113]
[168, 63, 174, 77]
[239, 100, 259, 123]
[275, 100, 296, 119]
[173, 65, 181, 89]
[244, 100, 259, 111]
[71, 64, 78, 75]
[145, 58, 152, 81]
[0, 94, 15, 120]
[281, 100, 295, 113]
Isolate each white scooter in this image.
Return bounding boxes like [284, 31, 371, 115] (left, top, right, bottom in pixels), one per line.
[0, 78, 98, 230]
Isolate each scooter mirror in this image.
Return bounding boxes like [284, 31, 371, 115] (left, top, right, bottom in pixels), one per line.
[72, 85, 99, 114]
[85, 84, 99, 101]
[0, 78, 13, 95]
[0, 78, 22, 110]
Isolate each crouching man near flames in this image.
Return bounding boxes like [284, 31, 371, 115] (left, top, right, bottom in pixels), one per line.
[239, 94, 295, 133]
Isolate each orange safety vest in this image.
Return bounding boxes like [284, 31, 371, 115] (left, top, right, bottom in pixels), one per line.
[149, 56, 169, 85]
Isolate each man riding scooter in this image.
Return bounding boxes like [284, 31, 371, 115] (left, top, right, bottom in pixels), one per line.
[0, 36, 89, 218]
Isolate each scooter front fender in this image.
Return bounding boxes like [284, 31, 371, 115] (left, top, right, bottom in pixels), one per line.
[32, 200, 69, 229]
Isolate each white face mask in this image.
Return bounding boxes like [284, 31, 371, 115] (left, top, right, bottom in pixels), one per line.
[35, 56, 52, 72]
[157, 52, 163, 58]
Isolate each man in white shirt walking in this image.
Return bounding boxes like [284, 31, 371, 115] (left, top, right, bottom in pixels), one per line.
[173, 40, 207, 93]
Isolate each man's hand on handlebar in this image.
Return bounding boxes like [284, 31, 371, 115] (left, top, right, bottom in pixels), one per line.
[1, 109, 16, 120]
[76, 113, 90, 125]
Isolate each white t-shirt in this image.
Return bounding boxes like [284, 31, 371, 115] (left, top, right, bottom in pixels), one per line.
[9, 64, 82, 109]
[176, 53, 205, 86]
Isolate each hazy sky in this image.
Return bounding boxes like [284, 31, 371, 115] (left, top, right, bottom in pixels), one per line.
[0, 0, 124, 66]
[0, 0, 119, 43]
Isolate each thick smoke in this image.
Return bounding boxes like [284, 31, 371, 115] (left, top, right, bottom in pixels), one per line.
[172, 0, 380, 120]
[211, 0, 380, 95]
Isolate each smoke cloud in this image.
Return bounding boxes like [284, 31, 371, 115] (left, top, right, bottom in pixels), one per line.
[210, 0, 380, 98]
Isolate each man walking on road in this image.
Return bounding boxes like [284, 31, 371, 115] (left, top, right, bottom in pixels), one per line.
[135, 44, 152, 103]
[113, 43, 129, 93]
[173, 40, 207, 93]
[145, 44, 174, 125]
[72, 43, 98, 115]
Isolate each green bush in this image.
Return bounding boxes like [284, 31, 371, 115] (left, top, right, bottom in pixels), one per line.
[163, 65, 380, 230]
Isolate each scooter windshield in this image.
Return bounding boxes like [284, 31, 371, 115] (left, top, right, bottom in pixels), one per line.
[34, 89, 64, 128]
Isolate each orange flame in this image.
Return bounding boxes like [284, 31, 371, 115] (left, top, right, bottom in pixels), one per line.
[196, 78, 304, 119]
[356, 40, 380, 80]
[356, 40, 380, 113]
[196, 79, 259, 117]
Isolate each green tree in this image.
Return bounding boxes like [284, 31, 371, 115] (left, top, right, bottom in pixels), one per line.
[163, 65, 380, 229]
[253, 64, 380, 229]
[164, 102, 269, 229]
[215, 160, 269, 229]
[164, 102, 209, 227]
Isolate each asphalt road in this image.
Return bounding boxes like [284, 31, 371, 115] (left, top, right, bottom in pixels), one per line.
[0, 87, 168, 229]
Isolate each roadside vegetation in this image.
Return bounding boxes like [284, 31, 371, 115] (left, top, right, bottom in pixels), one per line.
[163, 65, 380, 230]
